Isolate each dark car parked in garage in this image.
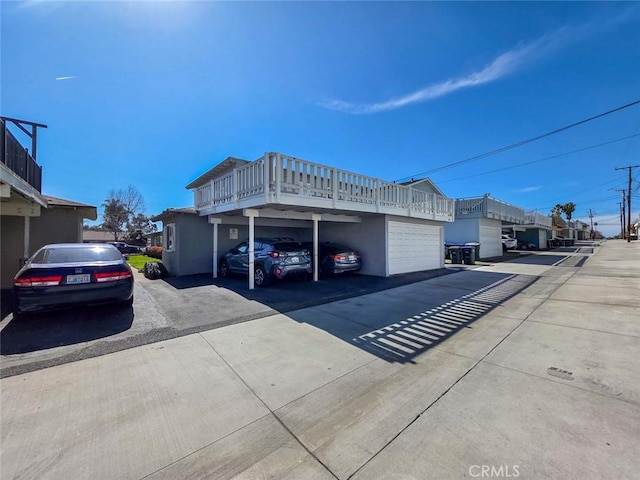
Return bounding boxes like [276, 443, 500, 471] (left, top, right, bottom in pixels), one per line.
[13, 243, 134, 319]
[302, 241, 362, 277]
[219, 238, 312, 287]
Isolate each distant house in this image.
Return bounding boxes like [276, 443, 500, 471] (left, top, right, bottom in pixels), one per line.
[152, 153, 455, 288]
[445, 194, 526, 258]
[83, 230, 118, 243]
[503, 211, 553, 249]
[1, 117, 97, 289]
[148, 230, 163, 247]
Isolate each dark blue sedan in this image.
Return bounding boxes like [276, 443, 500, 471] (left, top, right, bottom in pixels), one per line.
[13, 243, 134, 319]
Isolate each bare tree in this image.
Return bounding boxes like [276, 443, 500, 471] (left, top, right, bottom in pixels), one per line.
[108, 185, 145, 217]
[101, 186, 146, 241]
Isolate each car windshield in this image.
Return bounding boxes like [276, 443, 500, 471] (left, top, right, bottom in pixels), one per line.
[325, 243, 353, 253]
[32, 246, 123, 264]
[273, 242, 305, 252]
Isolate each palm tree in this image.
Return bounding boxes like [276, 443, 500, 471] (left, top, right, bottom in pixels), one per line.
[562, 202, 576, 222]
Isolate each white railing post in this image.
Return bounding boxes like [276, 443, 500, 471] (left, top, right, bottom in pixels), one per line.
[332, 168, 338, 208]
[276, 153, 282, 203]
[263, 153, 270, 203]
[407, 186, 413, 216]
[232, 168, 238, 206]
[374, 180, 380, 212]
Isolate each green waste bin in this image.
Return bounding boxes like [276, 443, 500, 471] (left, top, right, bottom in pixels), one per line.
[449, 246, 462, 264]
[462, 246, 476, 265]
[465, 242, 481, 260]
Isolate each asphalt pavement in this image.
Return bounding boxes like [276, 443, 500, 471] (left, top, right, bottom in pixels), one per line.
[1, 240, 638, 479]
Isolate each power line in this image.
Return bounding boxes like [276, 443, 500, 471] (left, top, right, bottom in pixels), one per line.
[396, 98, 640, 182]
[435, 133, 640, 185]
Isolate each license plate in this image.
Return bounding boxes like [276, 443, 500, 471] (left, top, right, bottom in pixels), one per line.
[348, 255, 356, 261]
[67, 274, 90, 284]
[289, 256, 299, 264]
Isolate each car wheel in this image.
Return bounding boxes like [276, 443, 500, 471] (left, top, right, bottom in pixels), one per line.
[219, 261, 229, 278]
[520, 244, 528, 250]
[254, 265, 270, 287]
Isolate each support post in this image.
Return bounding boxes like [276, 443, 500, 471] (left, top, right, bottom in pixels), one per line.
[24, 216, 30, 260]
[312, 214, 321, 282]
[244, 209, 259, 289]
[209, 217, 221, 278]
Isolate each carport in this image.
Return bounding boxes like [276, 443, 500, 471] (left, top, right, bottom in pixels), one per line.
[209, 208, 363, 289]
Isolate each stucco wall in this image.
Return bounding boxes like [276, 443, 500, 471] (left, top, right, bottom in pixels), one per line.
[162, 213, 213, 277]
[444, 217, 481, 244]
[0, 216, 27, 289]
[30, 208, 82, 252]
[0, 208, 82, 289]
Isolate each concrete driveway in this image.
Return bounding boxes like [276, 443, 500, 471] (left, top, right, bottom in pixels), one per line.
[1, 240, 638, 479]
[0, 264, 456, 377]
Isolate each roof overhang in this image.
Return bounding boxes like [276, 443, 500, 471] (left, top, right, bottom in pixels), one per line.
[0, 163, 48, 208]
[44, 195, 98, 221]
[185, 157, 251, 190]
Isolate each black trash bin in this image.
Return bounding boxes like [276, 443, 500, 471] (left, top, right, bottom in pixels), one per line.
[444, 243, 454, 260]
[461, 245, 476, 265]
[449, 246, 462, 264]
[465, 242, 481, 260]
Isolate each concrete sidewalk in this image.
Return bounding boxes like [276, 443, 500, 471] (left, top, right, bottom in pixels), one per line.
[1, 240, 639, 479]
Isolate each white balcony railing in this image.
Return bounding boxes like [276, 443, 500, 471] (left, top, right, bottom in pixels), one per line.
[525, 211, 553, 229]
[455, 195, 525, 223]
[193, 152, 455, 221]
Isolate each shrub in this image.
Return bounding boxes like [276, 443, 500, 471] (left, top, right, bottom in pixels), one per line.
[145, 246, 163, 259]
[142, 261, 169, 280]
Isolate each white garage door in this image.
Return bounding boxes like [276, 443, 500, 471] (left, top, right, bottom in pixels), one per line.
[479, 223, 502, 258]
[538, 231, 548, 249]
[387, 221, 442, 275]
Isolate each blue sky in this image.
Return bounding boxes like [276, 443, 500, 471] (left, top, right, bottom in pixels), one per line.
[2, 1, 639, 236]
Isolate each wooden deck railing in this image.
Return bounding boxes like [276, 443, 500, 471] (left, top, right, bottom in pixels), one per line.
[1, 119, 42, 192]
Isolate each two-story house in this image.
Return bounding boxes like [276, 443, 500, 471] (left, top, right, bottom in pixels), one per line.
[152, 153, 456, 288]
[1, 117, 97, 289]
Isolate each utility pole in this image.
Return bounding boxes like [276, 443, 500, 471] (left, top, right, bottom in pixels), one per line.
[617, 202, 623, 238]
[615, 165, 639, 243]
[587, 209, 596, 239]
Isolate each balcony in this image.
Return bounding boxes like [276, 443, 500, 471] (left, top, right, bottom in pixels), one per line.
[455, 195, 525, 223]
[1, 118, 42, 192]
[192, 153, 455, 222]
[524, 211, 553, 229]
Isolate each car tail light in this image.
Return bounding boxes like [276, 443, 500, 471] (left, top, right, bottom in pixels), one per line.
[331, 254, 347, 261]
[356, 253, 361, 258]
[267, 252, 280, 258]
[95, 270, 133, 283]
[14, 275, 63, 287]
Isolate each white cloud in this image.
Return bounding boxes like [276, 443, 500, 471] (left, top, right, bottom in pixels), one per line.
[320, 13, 633, 114]
[55, 76, 75, 81]
[516, 186, 543, 193]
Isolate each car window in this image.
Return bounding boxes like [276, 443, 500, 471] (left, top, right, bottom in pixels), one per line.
[37, 246, 123, 263]
[235, 243, 248, 254]
[326, 243, 352, 252]
[273, 242, 304, 252]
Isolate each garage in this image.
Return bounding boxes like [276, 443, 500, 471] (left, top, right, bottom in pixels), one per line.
[387, 220, 442, 275]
